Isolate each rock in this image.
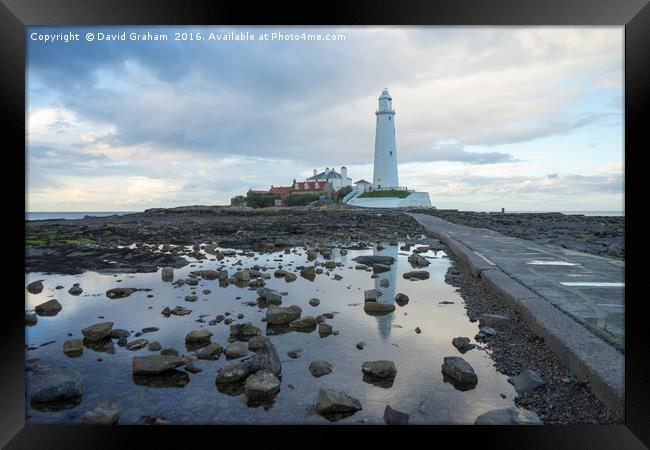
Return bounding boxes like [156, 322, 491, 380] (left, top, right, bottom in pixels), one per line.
[161, 267, 174, 282]
[475, 326, 497, 340]
[325, 260, 336, 269]
[81, 322, 114, 341]
[384, 405, 409, 425]
[248, 335, 267, 351]
[364, 289, 378, 302]
[106, 288, 136, 299]
[441, 356, 478, 386]
[142, 327, 159, 333]
[25, 313, 38, 326]
[125, 339, 149, 351]
[402, 271, 429, 280]
[415, 327, 422, 334]
[230, 323, 262, 340]
[27, 280, 44, 294]
[216, 363, 251, 384]
[161, 307, 171, 317]
[316, 388, 362, 415]
[80, 401, 120, 425]
[68, 284, 83, 295]
[475, 407, 543, 425]
[257, 287, 283, 304]
[234, 270, 251, 281]
[110, 329, 130, 339]
[185, 294, 198, 302]
[63, 339, 83, 356]
[300, 267, 316, 281]
[352, 255, 394, 266]
[244, 370, 281, 403]
[364, 302, 395, 315]
[379, 279, 390, 288]
[318, 323, 333, 336]
[185, 329, 213, 343]
[184, 362, 202, 373]
[225, 342, 248, 359]
[356, 342, 366, 350]
[362, 360, 397, 379]
[372, 263, 391, 273]
[284, 272, 297, 282]
[30, 367, 83, 404]
[340, 249, 348, 255]
[507, 370, 546, 395]
[479, 314, 509, 328]
[35, 299, 62, 317]
[309, 298, 320, 307]
[197, 343, 223, 360]
[274, 268, 287, 278]
[309, 361, 334, 377]
[171, 306, 192, 316]
[266, 305, 302, 325]
[249, 340, 282, 377]
[289, 316, 317, 329]
[132, 355, 185, 375]
[451, 337, 476, 353]
[287, 348, 304, 359]
[160, 348, 179, 356]
[408, 253, 430, 268]
[117, 337, 128, 347]
[147, 341, 162, 351]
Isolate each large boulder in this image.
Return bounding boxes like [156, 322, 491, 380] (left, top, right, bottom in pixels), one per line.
[441, 356, 478, 386]
[316, 388, 362, 415]
[249, 340, 282, 378]
[132, 355, 185, 375]
[362, 360, 397, 379]
[27, 280, 44, 294]
[81, 322, 114, 341]
[475, 407, 542, 425]
[266, 305, 302, 325]
[80, 401, 120, 425]
[30, 367, 83, 404]
[408, 253, 430, 268]
[35, 299, 62, 317]
[244, 370, 280, 403]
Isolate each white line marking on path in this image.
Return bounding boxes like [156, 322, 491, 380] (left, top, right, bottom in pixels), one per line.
[528, 260, 578, 266]
[560, 282, 624, 287]
[473, 251, 496, 265]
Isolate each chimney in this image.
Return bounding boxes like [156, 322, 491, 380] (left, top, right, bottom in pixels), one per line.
[341, 166, 347, 180]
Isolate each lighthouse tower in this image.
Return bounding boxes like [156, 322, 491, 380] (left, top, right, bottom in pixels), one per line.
[372, 88, 399, 189]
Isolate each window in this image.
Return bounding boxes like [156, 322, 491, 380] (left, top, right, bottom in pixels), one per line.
[388, 116, 391, 121]
[390, 151, 392, 156]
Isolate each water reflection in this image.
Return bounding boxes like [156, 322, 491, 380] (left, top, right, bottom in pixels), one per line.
[373, 244, 397, 341]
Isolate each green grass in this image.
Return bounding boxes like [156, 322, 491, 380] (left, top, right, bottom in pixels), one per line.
[358, 189, 411, 199]
[26, 231, 94, 247]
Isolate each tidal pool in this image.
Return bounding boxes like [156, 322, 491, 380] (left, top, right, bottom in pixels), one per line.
[25, 242, 516, 424]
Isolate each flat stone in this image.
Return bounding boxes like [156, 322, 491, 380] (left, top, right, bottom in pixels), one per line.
[185, 329, 212, 343]
[35, 299, 62, 317]
[110, 329, 131, 339]
[383, 405, 409, 425]
[63, 339, 83, 356]
[160, 348, 179, 356]
[352, 255, 394, 266]
[362, 360, 397, 379]
[230, 323, 262, 340]
[475, 326, 497, 340]
[216, 363, 251, 384]
[225, 342, 248, 359]
[147, 341, 162, 351]
[316, 388, 362, 415]
[309, 361, 334, 377]
[452, 337, 476, 353]
[197, 343, 223, 360]
[287, 348, 304, 359]
[318, 323, 333, 336]
[289, 316, 317, 329]
[106, 288, 136, 299]
[244, 370, 280, 403]
[125, 339, 149, 351]
[132, 355, 185, 375]
[266, 305, 302, 325]
[372, 263, 391, 273]
[441, 356, 478, 386]
[80, 401, 120, 425]
[508, 370, 546, 395]
[408, 253, 430, 268]
[402, 271, 429, 280]
[248, 335, 267, 351]
[30, 367, 83, 404]
[475, 407, 543, 425]
[81, 322, 114, 341]
[171, 306, 192, 316]
[364, 302, 395, 315]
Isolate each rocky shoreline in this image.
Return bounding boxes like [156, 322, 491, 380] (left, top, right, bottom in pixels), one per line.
[410, 209, 624, 259]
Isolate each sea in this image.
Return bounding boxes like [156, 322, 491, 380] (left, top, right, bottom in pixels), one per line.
[25, 211, 138, 221]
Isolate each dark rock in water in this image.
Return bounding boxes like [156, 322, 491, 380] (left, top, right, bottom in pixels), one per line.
[126, 339, 149, 351]
[197, 343, 223, 360]
[185, 294, 198, 302]
[372, 263, 391, 273]
[316, 388, 362, 419]
[25, 312, 38, 326]
[63, 339, 83, 356]
[441, 356, 478, 388]
[225, 342, 248, 359]
[414, 327, 422, 334]
[27, 280, 44, 294]
[161, 307, 171, 317]
[287, 348, 304, 359]
[106, 288, 137, 299]
[133, 370, 190, 388]
[356, 342, 366, 350]
[402, 271, 429, 280]
[475, 326, 497, 340]
[160, 348, 179, 356]
[394, 293, 409, 306]
[216, 363, 250, 384]
[81, 322, 113, 341]
[247, 335, 267, 351]
[475, 407, 542, 425]
[289, 316, 317, 329]
[266, 305, 302, 325]
[364, 302, 395, 315]
[30, 367, 83, 404]
[379, 279, 390, 288]
[83, 337, 116, 354]
[364, 289, 378, 302]
[479, 313, 509, 328]
[230, 322, 262, 341]
[309, 361, 333, 378]
[352, 255, 394, 266]
[507, 370, 546, 395]
[309, 298, 320, 307]
[452, 337, 475, 353]
[142, 327, 159, 333]
[384, 405, 409, 425]
[171, 306, 192, 316]
[147, 341, 162, 351]
[117, 337, 128, 347]
[362, 360, 397, 379]
[244, 370, 280, 404]
[250, 340, 282, 377]
[185, 329, 212, 343]
[80, 401, 120, 425]
[35, 299, 62, 317]
[110, 329, 131, 339]
[68, 284, 83, 296]
[184, 362, 202, 373]
[132, 355, 185, 375]
[408, 253, 430, 268]
[300, 266, 316, 281]
[318, 323, 333, 336]
[161, 267, 174, 282]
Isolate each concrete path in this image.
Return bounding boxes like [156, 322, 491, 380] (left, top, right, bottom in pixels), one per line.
[409, 213, 624, 416]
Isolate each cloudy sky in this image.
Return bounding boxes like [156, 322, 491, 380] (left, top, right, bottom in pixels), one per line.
[27, 26, 624, 212]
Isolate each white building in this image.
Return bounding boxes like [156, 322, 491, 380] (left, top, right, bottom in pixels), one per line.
[373, 89, 399, 189]
[307, 166, 352, 191]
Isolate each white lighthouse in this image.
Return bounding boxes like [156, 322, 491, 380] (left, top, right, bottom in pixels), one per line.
[372, 88, 399, 189]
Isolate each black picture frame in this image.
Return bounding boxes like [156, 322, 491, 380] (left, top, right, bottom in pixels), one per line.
[2, 0, 648, 448]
